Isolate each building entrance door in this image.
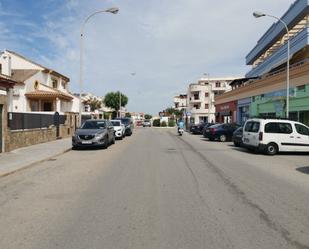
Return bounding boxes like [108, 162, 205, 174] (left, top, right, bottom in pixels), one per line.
[0, 105, 3, 153]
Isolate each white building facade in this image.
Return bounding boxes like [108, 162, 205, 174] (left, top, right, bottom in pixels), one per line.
[0, 50, 77, 113]
[173, 94, 187, 111]
[186, 77, 238, 124]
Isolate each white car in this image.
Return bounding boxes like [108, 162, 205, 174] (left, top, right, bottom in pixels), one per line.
[110, 120, 125, 139]
[243, 118, 309, 155]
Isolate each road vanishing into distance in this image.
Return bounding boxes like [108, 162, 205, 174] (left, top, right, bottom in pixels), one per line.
[0, 128, 309, 249]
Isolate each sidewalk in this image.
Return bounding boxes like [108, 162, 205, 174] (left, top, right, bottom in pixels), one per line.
[0, 138, 72, 177]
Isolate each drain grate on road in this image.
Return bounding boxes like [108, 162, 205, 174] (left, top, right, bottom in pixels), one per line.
[166, 148, 177, 153]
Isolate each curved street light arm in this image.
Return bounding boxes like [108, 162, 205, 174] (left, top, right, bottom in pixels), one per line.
[264, 14, 289, 37]
[79, 8, 119, 126]
[253, 12, 290, 118]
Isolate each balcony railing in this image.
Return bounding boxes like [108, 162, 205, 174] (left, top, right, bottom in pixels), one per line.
[246, 27, 309, 77]
[246, 0, 308, 65]
[191, 108, 210, 114]
[189, 85, 206, 92]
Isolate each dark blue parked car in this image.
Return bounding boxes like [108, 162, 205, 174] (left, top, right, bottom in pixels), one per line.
[204, 123, 241, 142]
[232, 127, 243, 147]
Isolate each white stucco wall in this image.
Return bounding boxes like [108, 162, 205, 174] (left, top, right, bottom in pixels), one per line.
[0, 54, 11, 76]
[6, 51, 43, 70]
[12, 85, 27, 112]
[71, 95, 81, 113]
[60, 100, 72, 113]
[1, 50, 75, 113]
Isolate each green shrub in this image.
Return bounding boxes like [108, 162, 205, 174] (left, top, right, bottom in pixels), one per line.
[153, 119, 160, 127]
[104, 112, 111, 119]
[161, 121, 167, 127]
[168, 120, 175, 127]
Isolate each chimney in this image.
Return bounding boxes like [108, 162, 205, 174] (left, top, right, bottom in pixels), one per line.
[0, 51, 12, 77]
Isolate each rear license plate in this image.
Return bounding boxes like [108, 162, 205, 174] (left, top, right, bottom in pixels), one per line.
[82, 141, 92, 144]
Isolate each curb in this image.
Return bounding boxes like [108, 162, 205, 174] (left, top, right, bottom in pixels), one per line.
[0, 148, 72, 178]
[150, 127, 176, 129]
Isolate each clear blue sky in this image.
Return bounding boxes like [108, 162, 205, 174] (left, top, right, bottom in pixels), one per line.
[0, 0, 293, 115]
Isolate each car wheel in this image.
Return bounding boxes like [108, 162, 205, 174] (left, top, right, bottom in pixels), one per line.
[111, 135, 115, 144]
[102, 136, 109, 149]
[219, 134, 227, 142]
[233, 141, 240, 147]
[265, 143, 278, 155]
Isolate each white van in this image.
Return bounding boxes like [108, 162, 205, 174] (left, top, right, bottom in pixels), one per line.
[243, 118, 309, 155]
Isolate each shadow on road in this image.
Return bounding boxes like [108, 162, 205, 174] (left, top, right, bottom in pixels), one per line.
[200, 138, 215, 142]
[72, 146, 106, 151]
[229, 146, 309, 156]
[296, 167, 309, 175]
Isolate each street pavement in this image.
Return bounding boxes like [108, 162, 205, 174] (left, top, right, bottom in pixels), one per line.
[0, 128, 308, 249]
[0, 138, 72, 177]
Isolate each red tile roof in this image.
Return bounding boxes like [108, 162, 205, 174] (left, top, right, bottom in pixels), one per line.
[25, 90, 73, 100]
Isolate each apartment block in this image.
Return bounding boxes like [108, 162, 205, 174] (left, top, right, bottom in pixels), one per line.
[186, 77, 237, 124]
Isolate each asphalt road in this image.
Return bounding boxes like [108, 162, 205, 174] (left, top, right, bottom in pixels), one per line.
[0, 128, 308, 249]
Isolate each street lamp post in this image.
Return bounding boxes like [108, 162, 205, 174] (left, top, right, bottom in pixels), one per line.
[79, 7, 119, 126]
[253, 11, 290, 119]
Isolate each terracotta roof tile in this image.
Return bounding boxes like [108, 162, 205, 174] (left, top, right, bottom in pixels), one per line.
[25, 90, 73, 100]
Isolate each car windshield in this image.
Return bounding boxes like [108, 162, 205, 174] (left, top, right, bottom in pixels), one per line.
[81, 121, 106, 129]
[245, 121, 260, 132]
[209, 124, 221, 128]
[118, 118, 130, 125]
[111, 121, 121, 126]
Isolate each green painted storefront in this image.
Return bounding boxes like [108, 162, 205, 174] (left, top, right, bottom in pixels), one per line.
[250, 84, 309, 126]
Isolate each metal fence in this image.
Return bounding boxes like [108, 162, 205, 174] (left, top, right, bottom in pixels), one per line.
[8, 112, 66, 130]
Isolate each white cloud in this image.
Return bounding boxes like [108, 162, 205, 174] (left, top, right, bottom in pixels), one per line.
[1, 0, 294, 115]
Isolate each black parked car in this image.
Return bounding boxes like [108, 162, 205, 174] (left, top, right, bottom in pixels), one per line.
[190, 122, 209, 135]
[115, 117, 133, 136]
[72, 119, 115, 149]
[232, 127, 243, 147]
[204, 123, 241, 142]
[202, 123, 217, 137]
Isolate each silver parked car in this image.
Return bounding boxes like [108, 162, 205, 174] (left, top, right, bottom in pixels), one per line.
[72, 119, 115, 149]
